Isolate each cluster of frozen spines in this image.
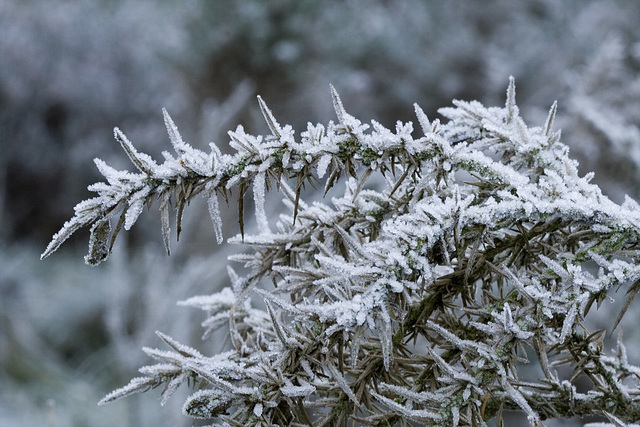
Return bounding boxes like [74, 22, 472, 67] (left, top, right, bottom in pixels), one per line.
[46, 79, 640, 424]
[239, 82, 640, 423]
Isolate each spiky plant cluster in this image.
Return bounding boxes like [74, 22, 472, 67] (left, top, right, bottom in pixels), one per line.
[43, 79, 640, 426]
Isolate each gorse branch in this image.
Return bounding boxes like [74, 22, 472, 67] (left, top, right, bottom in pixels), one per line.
[42, 84, 444, 264]
[45, 79, 640, 426]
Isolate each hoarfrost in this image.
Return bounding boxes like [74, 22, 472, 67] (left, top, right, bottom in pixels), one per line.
[45, 80, 640, 425]
[280, 382, 316, 398]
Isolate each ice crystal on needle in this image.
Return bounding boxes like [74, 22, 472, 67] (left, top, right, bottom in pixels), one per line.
[45, 79, 640, 425]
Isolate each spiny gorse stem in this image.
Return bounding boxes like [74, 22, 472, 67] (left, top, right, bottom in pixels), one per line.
[45, 78, 640, 426]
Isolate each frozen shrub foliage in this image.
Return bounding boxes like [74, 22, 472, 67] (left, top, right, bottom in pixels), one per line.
[44, 79, 640, 425]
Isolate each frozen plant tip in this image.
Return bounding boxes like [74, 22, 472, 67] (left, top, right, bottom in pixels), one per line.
[45, 79, 640, 425]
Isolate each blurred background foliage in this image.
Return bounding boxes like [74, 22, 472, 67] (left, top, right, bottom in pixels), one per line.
[2, 0, 640, 425]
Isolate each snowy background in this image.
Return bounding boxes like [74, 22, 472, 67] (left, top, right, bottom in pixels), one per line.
[2, 1, 640, 425]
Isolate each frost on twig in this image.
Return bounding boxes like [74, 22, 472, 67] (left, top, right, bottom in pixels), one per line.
[45, 79, 640, 425]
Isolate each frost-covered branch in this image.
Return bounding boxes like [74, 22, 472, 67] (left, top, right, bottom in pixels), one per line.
[45, 79, 640, 425]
